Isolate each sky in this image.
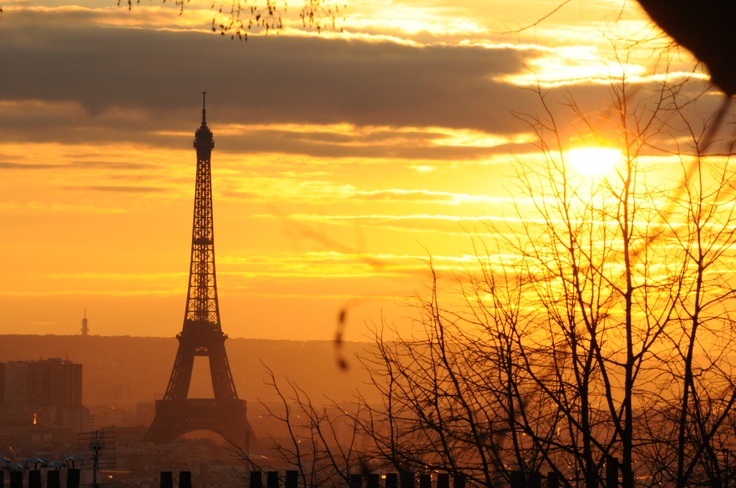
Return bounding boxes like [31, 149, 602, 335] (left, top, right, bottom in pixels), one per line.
[0, 0, 724, 340]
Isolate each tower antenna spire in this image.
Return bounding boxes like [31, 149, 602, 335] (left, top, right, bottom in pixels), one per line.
[201, 91, 207, 126]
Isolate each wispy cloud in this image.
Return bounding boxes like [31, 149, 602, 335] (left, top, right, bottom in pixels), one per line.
[61, 185, 169, 194]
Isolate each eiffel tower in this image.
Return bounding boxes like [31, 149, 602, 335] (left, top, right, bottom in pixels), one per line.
[147, 94, 252, 450]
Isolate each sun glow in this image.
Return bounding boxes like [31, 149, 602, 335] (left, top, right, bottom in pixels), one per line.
[566, 147, 622, 176]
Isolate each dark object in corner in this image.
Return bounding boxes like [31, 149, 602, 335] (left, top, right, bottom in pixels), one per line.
[636, 0, 736, 96]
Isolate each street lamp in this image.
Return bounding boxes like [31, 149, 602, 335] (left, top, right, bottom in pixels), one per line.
[45, 461, 64, 488]
[0, 457, 11, 488]
[64, 455, 85, 488]
[24, 456, 45, 488]
[7, 462, 25, 488]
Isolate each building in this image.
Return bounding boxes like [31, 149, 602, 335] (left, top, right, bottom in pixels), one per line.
[3, 358, 82, 407]
[0, 358, 90, 431]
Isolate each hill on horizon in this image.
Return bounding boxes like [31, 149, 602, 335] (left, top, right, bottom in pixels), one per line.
[0, 335, 378, 406]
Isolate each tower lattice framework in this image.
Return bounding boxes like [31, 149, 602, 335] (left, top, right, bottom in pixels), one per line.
[147, 94, 252, 449]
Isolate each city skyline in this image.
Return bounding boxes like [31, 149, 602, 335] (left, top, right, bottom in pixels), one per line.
[0, 0, 716, 340]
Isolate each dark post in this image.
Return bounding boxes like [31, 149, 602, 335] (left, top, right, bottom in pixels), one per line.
[453, 473, 465, 488]
[510, 471, 525, 488]
[0, 472, 4, 488]
[285, 470, 298, 488]
[28, 469, 42, 488]
[547, 471, 560, 488]
[607, 457, 619, 488]
[386, 473, 399, 488]
[66, 469, 81, 488]
[9, 471, 23, 488]
[266, 471, 279, 488]
[529, 471, 541, 488]
[179, 471, 192, 488]
[419, 474, 431, 488]
[47, 470, 61, 488]
[250, 471, 263, 488]
[400, 471, 415, 488]
[350, 474, 363, 488]
[437, 473, 449, 488]
[160, 471, 174, 488]
[367, 473, 380, 488]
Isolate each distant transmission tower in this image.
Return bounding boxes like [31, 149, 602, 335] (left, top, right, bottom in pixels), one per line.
[81, 309, 89, 337]
[146, 93, 252, 450]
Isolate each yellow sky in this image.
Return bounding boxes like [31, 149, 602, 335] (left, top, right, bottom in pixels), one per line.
[0, 0, 718, 339]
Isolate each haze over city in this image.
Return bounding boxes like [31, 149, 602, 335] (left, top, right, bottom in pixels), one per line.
[0, 0, 721, 341]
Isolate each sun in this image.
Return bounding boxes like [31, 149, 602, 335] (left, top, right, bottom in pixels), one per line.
[565, 146, 622, 176]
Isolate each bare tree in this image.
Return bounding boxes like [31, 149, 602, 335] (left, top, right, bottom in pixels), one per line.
[347, 41, 736, 488]
[233, 364, 368, 488]
[117, 0, 343, 40]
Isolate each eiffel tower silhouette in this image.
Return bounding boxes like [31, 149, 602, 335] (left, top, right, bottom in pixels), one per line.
[147, 94, 252, 449]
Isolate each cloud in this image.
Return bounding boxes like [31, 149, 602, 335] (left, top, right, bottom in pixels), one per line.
[347, 188, 509, 205]
[0, 159, 158, 171]
[214, 123, 532, 160]
[218, 172, 515, 206]
[1, 7, 716, 160]
[61, 185, 169, 193]
[0, 161, 66, 169]
[0, 8, 538, 138]
[221, 249, 492, 273]
[273, 212, 517, 236]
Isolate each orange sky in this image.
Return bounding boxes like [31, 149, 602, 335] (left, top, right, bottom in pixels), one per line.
[0, 0, 721, 340]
